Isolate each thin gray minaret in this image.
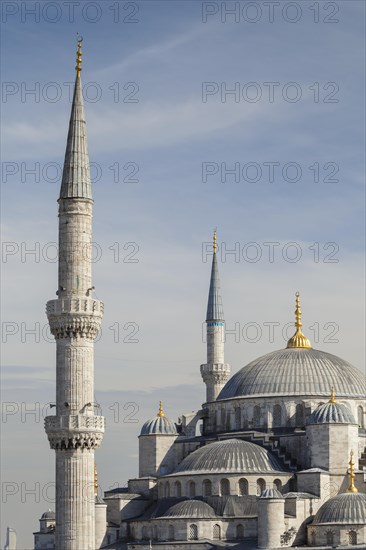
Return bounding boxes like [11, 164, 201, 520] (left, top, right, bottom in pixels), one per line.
[44, 40, 104, 550]
[200, 231, 231, 402]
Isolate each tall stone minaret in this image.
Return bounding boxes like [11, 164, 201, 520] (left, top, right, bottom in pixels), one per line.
[200, 231, 231, 402]
[44, 39, 104, 550]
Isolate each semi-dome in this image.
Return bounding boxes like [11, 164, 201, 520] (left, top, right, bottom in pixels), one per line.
[140, 402, 177, 436]
[308, 396, 356, 425]
[162, 500, 215, 519]
[175, 438, 287, 474]
[312, 493, 366, 525]
[217, 348, 365, 400]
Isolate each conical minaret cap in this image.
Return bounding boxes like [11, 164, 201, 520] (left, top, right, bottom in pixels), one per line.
[59, 37, 92, 200]
[206, 230, 224, 322]
[286, 292, 312, 349]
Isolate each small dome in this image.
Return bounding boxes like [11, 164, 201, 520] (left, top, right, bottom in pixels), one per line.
[41, 510, 55, 520]
[175, 439, 286, 474]
[140, 402, 177, 435]
[313, 493, 366, 525]
[162, 500, 215, 519]
[260, 488, 283, 499]
[308, 401, 356, 425]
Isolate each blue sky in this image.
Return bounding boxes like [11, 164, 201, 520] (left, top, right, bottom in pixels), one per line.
[1, 1, 365, 547]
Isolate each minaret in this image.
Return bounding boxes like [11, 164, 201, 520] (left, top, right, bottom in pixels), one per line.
[44, 39, 104, 550]
[200, 231, 231, 402]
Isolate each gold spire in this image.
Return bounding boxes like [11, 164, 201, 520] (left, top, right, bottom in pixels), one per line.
[213, 229, 217, 254]
[157, 401, 165, 417]
[94, 462, 98, 497]
[347, 450, 358, 493]
[329, 386, 336, 404]
[76, 35, 83, 77]
[286, 292, 312, 349]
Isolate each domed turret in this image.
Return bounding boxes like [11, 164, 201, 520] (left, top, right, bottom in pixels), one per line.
[139, 402, 178, 478]
[308, 388, 356, 425]
[140, 401, 177, 435]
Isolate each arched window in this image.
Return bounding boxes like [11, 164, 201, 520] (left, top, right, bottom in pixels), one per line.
[358, 406, 364, 428]
[165, 482, 170, 497]
[220, 478, 230, 496]
[273, 479, 282, 492]
[213, 524, 221, 539]
[189, 524, 198, 540]
[203, 479, 212, 497]
[273, 404, 282, 427]
[253, 405, 261, 427]
[168, 525, 174, 541]
[236, 524, 244, 539]
[235, 407, 241, 429]
[295, 403, 304, 427]
[326, 531, 334, 546]
[238, 478, 248, 496]
[348, 531, 357, 545]
[256, 478, 266, 496]
[188, 480, 196, 497]
[142, 526, 149, 540]
[174, 480, 181, 497]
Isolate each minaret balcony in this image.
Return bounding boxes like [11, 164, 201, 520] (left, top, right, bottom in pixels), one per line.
[44, 414, 105, 450]
[46, 298, 103, 339]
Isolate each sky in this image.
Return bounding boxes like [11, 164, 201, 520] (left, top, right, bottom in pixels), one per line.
[1, 1, 365, 548]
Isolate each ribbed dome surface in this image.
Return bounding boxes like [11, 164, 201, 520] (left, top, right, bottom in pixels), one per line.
[175, 439, 286, 473]
[162, 500, 215, 518]
[140, 415, 177, 436]
[260, 489, 283, 499]
[41, 510, 55, 519]
[218, 348, 365, 400]
[313, 493, 366, 524]
[308, 402, 356, 425]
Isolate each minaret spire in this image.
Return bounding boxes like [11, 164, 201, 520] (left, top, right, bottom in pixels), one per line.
[44, 40, 104, 550]
[59, 36, 92, 200]
[200, 231, 231, 402]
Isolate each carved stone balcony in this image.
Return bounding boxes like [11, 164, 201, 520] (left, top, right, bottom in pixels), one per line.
[44, 414, 105, 450]
[46, 298, 103, 339]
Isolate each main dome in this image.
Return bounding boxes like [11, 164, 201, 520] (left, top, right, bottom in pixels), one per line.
[175, 438, 286, 474]
[217, 348, 365, 400]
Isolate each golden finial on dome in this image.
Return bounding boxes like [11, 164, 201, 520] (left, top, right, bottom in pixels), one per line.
[286, 292, 312, 349]
[347, 450, 358, 493]
[329, 386, 336, 404]
[76, 34, 83, 77]
[213, 229, 217, 254]
[94, 462, 98, 497]
[157, 401, 165, 417]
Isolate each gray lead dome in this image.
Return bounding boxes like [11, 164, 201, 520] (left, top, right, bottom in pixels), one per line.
[218, 348, 366, 400]
[140, 415, 177, 436]
[162, 500, 215, 518]
[308, 401, 356, 425]
[313, 493, 366, 524]
[175, 438, 286, 473]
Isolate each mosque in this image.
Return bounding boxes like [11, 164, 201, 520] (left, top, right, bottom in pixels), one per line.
[33, 42, 366, 549]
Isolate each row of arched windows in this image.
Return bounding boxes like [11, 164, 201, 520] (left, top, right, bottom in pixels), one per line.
[221, 404, 364, 431]
[309, 529, 358, 546]
[162, 477, 282, 497]
[188, 523, 245, 541]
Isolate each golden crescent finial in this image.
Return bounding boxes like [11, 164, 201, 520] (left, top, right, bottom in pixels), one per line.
[286, 292, 312, 349]
[76, 34, 83, 77]
[157, 401, 165, 417]
[329, 386, 336, 404]
[347, 450, 358, 493]
[213, 229, 217, 254]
